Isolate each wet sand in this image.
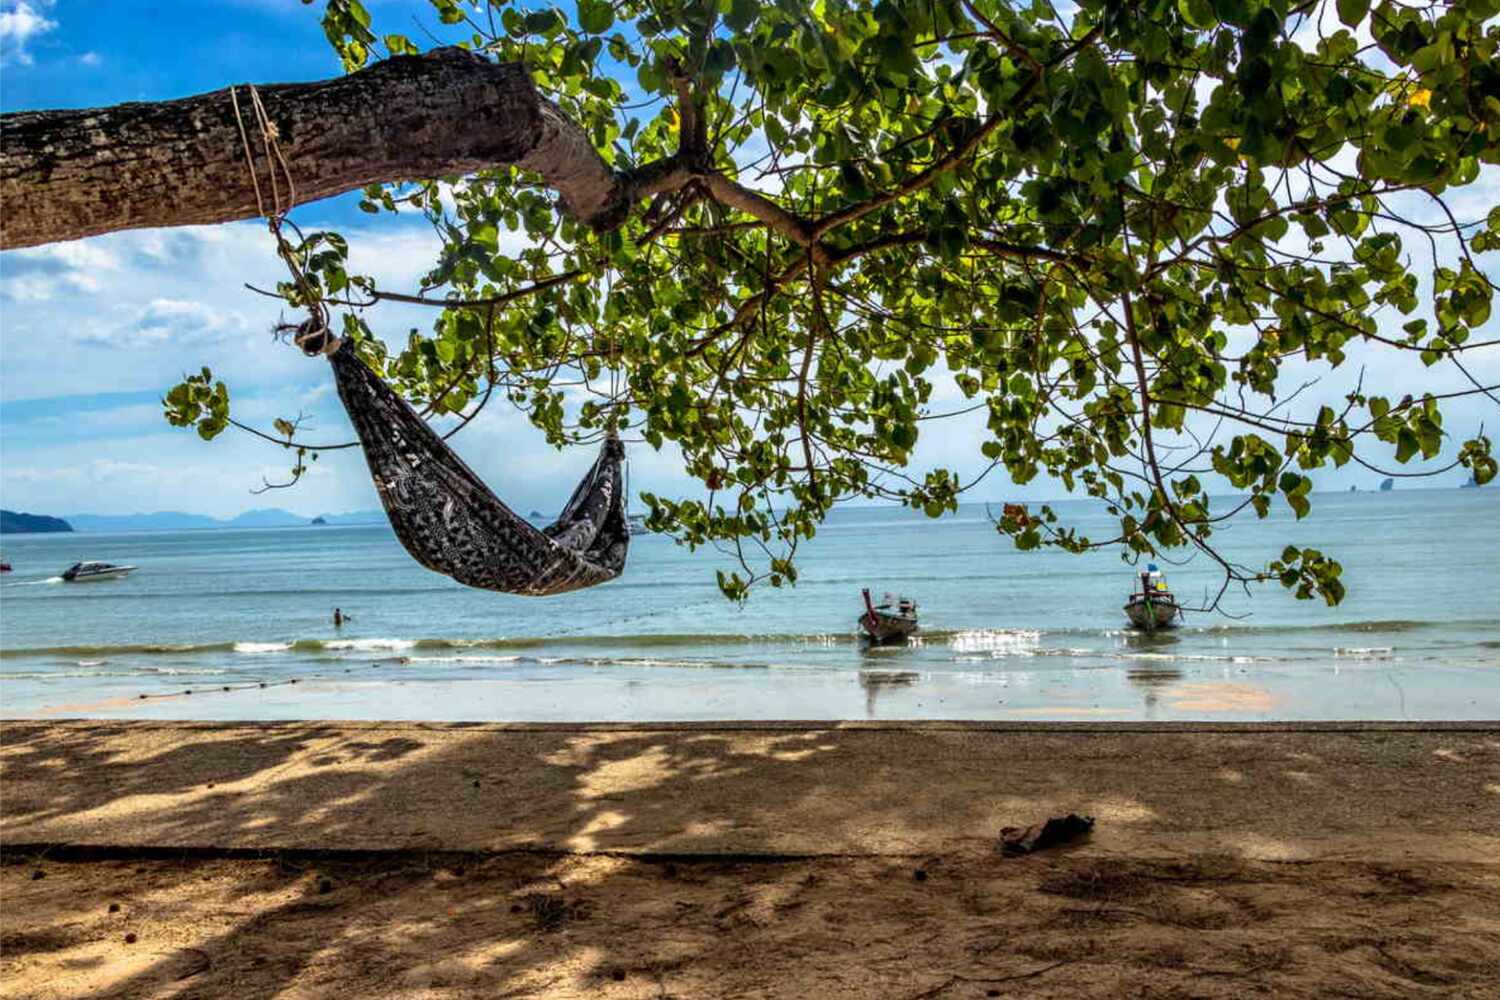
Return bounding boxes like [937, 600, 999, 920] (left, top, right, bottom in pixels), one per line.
[8, 656, 1499, 723]
[4, 720, 1499, 997]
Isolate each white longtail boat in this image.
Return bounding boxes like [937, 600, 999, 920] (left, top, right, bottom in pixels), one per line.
[1124, 564, 1182, 631]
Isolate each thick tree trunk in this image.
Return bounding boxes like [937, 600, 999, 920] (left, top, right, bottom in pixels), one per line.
[0, 48, 631, 250]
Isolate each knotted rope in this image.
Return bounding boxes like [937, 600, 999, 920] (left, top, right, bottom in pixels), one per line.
[230, 83, 339, 357]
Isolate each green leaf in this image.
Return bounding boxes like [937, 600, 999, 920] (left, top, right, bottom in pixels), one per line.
[524, 9, 560, 35]
[1178, 0, 1217, 28]
[725, 0, 760, 31]
[1336, 0, 1368, 28]
[1395, 428, 1419, 463]
[577, 0, 614, 34]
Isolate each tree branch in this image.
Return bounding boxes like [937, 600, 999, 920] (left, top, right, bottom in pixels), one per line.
[696, 173, 816, 249]
[807, 54, 1069, 239]
[1, 48, 683, 248]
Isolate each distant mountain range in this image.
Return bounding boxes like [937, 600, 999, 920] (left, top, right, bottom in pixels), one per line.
[0, 510, 74, 534]
[59, 508, 388, 532]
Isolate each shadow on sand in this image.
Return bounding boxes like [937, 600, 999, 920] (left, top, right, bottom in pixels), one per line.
[3, 721, 1499, 997]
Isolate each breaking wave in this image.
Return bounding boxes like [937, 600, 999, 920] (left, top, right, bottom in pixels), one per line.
[2, 618, 1489, 662]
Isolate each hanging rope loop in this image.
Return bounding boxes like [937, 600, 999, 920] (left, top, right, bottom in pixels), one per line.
[291, 315, 339, 357]
[230, 83, 336, 355]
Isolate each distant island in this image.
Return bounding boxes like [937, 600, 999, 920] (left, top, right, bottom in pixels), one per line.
[1379, 478, 1394, 492]
[0, 510, 74, 534]
[1461, 474, 1482, 489]
[58, 508, 388, 532]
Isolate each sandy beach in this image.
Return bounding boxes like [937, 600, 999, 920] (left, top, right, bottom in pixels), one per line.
[4, 720, 1498, 997]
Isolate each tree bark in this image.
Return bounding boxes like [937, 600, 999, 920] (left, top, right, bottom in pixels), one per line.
[0, 48, 634, 250]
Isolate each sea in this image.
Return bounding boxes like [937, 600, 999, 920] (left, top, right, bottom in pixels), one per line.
[1, 490, 1496, 722]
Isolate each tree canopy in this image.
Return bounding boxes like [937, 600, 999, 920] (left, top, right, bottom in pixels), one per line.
[157, 0, 1496, 605]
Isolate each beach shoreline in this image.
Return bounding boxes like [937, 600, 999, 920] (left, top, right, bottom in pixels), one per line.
[6, 652, 1499, 723]
[5, 492, 1497, 732]
[4, 719, 1498, 997]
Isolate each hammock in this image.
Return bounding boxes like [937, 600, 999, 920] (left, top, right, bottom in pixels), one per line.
[224, 85, 625, 596]
[313, 335, 629, 596]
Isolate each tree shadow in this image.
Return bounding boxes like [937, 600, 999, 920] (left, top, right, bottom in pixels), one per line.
[0, 722, 338, 825]
[3, 721, 1498, 997]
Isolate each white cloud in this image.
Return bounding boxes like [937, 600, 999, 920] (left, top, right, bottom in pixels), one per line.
[1, 239, 122, 300]
[76, 49, 98, 66]
[0, 220, 449, 394]
[76, 297, 255, 348]
[296, 381, 336, 407]
[1, 274, 61, 301]
[34, 239, 121, 271]
[0, 434, 379, 519]
[90, 458, 160, 481]
[0, 0, 56, 67]
[7, 457, 159, 486]
[7, 403, 163, 437]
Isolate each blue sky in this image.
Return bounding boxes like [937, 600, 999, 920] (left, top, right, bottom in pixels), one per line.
[0, 1, 1495, 520]
[0, 0, 695, 517]
[2, 1, 352, 110]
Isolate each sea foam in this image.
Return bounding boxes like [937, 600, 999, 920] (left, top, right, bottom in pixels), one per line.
[321, 638, 418, 652]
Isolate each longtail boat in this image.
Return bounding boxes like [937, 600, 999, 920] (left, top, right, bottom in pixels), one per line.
[1124, 564, 1182, 631]
[859, 588, 919, 643]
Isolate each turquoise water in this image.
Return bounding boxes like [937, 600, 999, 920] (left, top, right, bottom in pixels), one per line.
[1, 490, 1496, 721]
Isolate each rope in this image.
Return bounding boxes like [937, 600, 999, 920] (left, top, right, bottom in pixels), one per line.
[229, 83, 334, 355]
[228, 86, 265, 219]
[604, 301, 628, 513]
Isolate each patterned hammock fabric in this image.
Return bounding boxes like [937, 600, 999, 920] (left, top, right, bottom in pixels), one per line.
[325, 340, 629, 596]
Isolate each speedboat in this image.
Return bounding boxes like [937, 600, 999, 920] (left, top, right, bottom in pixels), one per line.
[627, 513, 649, 536]
[61, 561, 137, 582]
[1124, 564, 1182, 631]
[859, 588, 918, 643]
